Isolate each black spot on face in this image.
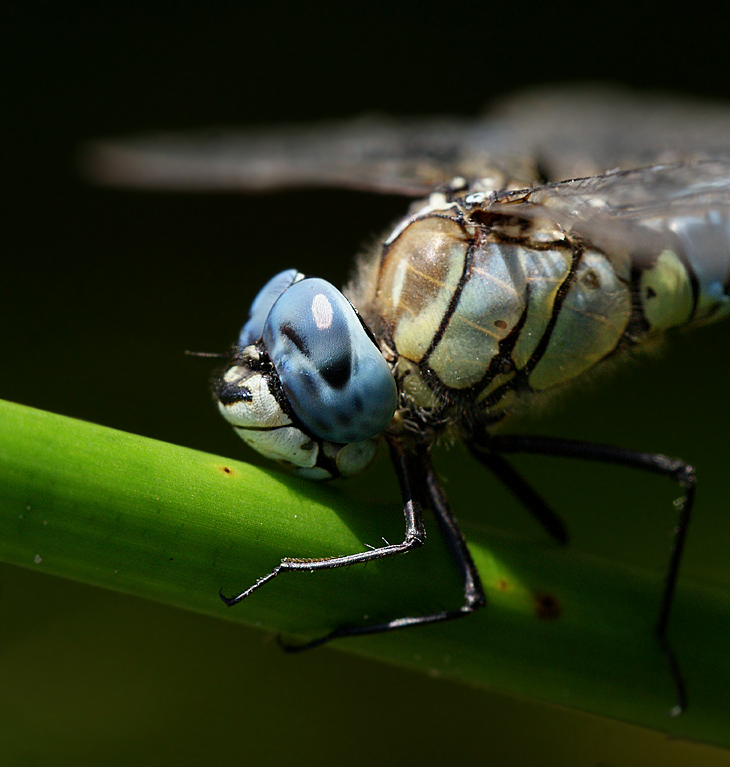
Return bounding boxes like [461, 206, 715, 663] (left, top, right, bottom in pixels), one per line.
[216, 380, 252, 405]
[646, 286, 657, 299]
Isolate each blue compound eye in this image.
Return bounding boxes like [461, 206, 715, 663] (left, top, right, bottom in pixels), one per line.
[239, 269, 300, 347]
[263, 278, 398, 444]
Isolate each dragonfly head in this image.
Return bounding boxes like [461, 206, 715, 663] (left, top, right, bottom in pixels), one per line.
[214, 270, 398, 479]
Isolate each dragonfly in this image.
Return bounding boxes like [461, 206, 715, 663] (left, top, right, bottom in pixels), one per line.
[87, 86, 730, 715]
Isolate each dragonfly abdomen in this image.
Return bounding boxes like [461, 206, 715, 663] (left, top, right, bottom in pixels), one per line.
[639, 211, 730, 333]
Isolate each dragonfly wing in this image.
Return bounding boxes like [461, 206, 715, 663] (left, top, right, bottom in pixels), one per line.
[83, 115, 540, 196]
[497, 159, 730, 212]
[484, 161, 730, 271]
[491, 85, 730, 180]
[84, 87, 730, 198]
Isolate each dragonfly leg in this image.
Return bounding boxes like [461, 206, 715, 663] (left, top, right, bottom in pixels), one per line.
[487, 432, 695, 716]
[467, 432, 569, 544]
[280, 440, 486, 652]
[220, 439, 427, 609]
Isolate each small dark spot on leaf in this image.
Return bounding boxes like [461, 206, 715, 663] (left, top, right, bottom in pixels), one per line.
[534, 591, 561, 620]
[218, 465, 236, 476]
[646, 286, 657, 299]
[496, 578, 509, 591]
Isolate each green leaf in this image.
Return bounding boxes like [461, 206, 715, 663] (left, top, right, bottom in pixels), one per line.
[1, 398, 729, 746]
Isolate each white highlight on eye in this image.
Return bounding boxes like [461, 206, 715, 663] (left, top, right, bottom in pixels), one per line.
[312, 293, 334, 329]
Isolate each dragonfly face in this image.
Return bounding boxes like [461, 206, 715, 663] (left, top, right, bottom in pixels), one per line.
[215, 270, 397, 479]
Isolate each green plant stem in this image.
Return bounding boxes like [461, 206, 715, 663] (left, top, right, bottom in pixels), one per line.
[1, 399, 729, 744]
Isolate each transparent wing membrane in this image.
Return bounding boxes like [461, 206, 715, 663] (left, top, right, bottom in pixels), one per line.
[86, 86, 730, 194]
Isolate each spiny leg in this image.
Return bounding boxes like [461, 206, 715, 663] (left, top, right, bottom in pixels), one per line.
[467, 434, 569, 545]
[282, 440, 486, 652]
[220, 439, 427, 609]
[488, 432, 695, 716]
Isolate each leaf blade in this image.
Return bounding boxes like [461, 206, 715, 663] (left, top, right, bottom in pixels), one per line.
[1, 398, 729, 745]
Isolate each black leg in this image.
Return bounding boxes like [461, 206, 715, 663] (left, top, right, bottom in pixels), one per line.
[279, 441, 486, 652]
[467, 439, 569, 545]
[486, 432, 695, 716]
[423, 452, 486, 615]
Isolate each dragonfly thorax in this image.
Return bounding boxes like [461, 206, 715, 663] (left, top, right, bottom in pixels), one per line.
[355, 194, 634, 430]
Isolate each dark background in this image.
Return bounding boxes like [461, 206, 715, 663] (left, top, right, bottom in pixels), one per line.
[3, 4, 730, 765]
